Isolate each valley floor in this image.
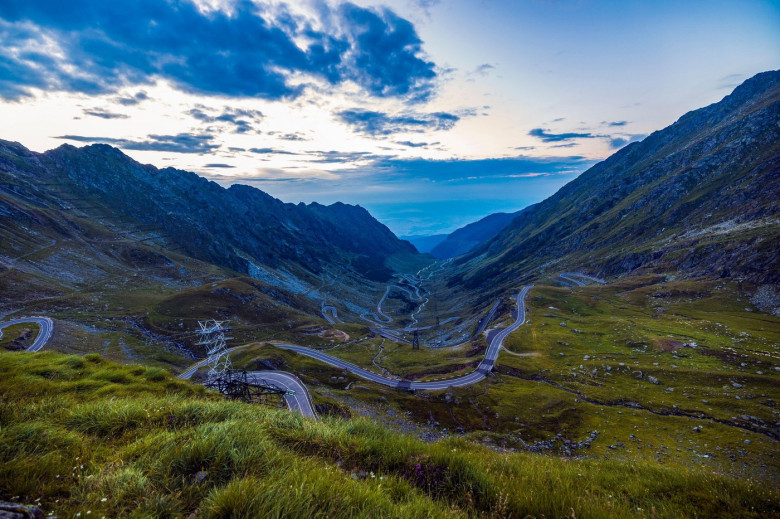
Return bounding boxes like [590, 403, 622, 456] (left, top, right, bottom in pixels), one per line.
[2, 272, 778, 517]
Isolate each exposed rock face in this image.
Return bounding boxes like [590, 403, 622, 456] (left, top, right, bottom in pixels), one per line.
[454, 71, 780, 289]
[750, 285, 780, 316]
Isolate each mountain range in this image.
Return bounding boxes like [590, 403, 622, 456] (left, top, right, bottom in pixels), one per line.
[446, 70, 779, 293]
[0, 140, 418, 303]
[2, 71, 778, 322]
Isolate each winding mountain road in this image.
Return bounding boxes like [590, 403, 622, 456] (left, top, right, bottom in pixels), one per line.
[559, 272, 606, 286]
[247, 371, 317, 418]
[275, 285, 532, 391]
[180, 285, 531, 416]
[177, 347, 317, 418]
[0, 317, 54, 352]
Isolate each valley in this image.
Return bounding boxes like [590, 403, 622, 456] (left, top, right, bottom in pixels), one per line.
[1, 70, 779, 518]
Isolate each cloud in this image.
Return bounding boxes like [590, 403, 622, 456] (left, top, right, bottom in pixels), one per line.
[204, 163, 234, 168]
[473, 63, 495, 76]
[0, 1, 438, 102]
[717, 73, 745, 90]
[413, 0, 441, 17]
[82, 107, 128, 119]
[337, 3, 437, 102]
[56, 133, 218, 153]
[307, 150, 386, 164]
[606, 120, 628, 127]
[395, 140, 432, 147]
[337, 108, 462, 136]
[529, 128, 595, 142]
[267, 132, 309, 141]
[187, 106, 264, 134]
[248, 147, 297, 155]
[609, 133, 646, 149]
[609, 137, 629, 149]
[115, 91, 148, 106]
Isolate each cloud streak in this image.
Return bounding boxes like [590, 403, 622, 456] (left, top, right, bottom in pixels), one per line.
[529, 128, 595, 142]
[56, 133, 219, 154]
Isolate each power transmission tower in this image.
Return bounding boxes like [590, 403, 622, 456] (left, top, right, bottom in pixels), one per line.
[197, 320, 232, 384]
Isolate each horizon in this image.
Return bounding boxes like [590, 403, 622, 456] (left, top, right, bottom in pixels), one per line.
[1, 0, 778, 235]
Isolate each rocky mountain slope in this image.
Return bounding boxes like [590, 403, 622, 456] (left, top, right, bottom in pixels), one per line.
[0, 140, 416, 287]
[430, 211, 519, 259]
[453, 70, 780, 291]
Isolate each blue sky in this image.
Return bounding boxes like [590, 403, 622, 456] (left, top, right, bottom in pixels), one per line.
[1, 0, 778, 236]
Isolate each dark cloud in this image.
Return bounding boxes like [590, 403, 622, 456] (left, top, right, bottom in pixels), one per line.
[204, 163, 234, 168]
[396, 141, 432, 148]
[268, 132, 309, 141]
[187, 106, 264, 134]
[337, 108, 461, 136]
[82, 107, 128, 119]
[609, 133, 646, 149]
[606, 120, 628, 127]
[0, 1, 437, 102]
[56, 133, 218, 154]
[609, 137, 629, 149]
[337, 3, 436, 102]
[248, 147, 297, 155]
[115, 91, 148, 106]
[529, 128, 595, 142]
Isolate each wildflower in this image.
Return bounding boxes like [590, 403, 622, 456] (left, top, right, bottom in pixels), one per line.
[101, 497, 107, 502]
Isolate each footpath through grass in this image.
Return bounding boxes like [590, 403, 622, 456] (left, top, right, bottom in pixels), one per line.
[1, 351, 778, 518]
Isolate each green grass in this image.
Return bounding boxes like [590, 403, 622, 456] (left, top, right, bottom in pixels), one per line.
[213, 277, 780, 485]
[2, 351, 777, 518]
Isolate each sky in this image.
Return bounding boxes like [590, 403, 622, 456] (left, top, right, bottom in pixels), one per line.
[1, 0, 778, 236]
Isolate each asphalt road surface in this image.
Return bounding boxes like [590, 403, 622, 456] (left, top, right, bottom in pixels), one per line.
[0, 316, 54, 352]
[559, 272, 606, 286]
[275, 285, 533, 391]
[246, 371, 317, 418]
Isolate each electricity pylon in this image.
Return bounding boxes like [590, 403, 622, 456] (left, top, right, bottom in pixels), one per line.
[197, 320, 232, 383]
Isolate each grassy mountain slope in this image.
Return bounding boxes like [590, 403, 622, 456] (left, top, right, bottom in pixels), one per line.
[1, 350, 777, 518]
[0, 139, 428, 359]
[430, 211, 518, 259]
[15, 141, 415, 282]
[453, 71, 780, 291]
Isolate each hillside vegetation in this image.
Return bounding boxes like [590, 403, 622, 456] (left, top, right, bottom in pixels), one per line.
[455, 70, 780, 291]
[1, 351, 778, 518]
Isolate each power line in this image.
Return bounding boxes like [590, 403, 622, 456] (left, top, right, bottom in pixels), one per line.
[196, 319, 232, 384]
